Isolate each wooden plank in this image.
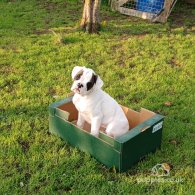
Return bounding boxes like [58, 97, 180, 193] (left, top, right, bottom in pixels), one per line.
[152, 0, 176, 23]
[118, 0, 129, 6]
[168, 0, 178, 17]
[118, 7, 155, 20]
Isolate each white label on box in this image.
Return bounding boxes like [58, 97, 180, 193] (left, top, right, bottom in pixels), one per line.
[152, 121, 163, 133]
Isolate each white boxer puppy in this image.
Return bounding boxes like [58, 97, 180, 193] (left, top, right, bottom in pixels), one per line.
[71, 66, 129, 138]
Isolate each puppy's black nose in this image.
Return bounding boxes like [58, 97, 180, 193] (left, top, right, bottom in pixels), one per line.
[77, 83, 83, 88]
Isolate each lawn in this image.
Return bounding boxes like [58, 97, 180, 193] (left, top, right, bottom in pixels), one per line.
[0, 0, 195, 194]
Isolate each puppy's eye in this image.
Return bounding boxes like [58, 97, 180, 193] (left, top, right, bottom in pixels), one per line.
[75, 74, 82, 80]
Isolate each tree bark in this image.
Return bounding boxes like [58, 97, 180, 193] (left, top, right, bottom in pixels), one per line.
[81, 0, 101, 33]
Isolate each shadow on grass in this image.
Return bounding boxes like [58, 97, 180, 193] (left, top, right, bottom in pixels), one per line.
[169, 1, 195, 28]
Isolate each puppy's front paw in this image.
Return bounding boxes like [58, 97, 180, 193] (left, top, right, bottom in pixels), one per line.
[91, 132, 99, 137]
[76, 121, 84, 128]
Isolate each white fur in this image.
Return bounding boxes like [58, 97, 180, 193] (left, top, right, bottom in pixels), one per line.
[71, 66, 129, 138]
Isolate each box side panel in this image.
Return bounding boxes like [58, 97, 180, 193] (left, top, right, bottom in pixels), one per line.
[116, 114, 164, 143]
[55, 108, 116, 148]
[49, 115, 120, 170]
[49, 96, 73, 116]
[120, 118, 164, 172]
[57, 102, 78, 122]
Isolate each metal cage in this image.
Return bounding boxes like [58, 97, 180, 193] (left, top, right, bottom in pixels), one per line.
[111, 0, 177, 23]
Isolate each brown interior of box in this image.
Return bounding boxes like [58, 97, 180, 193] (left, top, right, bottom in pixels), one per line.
[58, 102, 156, 133]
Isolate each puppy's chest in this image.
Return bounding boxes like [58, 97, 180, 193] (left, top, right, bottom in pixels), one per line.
[73, 96, 93, 113]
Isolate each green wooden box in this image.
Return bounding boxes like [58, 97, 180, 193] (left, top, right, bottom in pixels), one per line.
[49, 95, 164, 172]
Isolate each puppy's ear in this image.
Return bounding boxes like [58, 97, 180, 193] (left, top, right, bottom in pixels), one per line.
[87, 74, 97, 91]
[72, 66, 85, 80]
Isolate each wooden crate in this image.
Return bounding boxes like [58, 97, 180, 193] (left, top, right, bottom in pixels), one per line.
[49, 95, 164, 172]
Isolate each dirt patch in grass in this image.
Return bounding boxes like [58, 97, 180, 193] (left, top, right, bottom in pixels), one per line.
[0, 65, 18, 74]
[18, 139, 30, 153]
[168, 57, 183, 69]
[170, 4, 195, 28]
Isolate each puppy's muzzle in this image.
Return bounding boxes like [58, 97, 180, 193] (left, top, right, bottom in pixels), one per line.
[71, 83, 83, 94]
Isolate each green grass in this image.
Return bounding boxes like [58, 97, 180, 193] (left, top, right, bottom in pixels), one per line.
[0, 0, 195, 194]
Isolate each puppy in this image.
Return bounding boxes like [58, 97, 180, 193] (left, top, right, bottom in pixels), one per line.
[71, 66, 129, 138]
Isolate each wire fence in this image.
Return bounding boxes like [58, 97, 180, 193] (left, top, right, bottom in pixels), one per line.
[121, 0, 165, 14]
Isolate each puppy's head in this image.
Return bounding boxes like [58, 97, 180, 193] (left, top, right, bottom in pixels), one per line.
[71, 66, 103, 96]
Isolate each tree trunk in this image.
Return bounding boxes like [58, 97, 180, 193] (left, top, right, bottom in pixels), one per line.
[81, 0, 101, 33]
